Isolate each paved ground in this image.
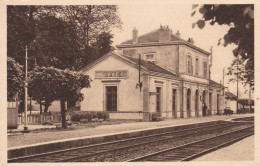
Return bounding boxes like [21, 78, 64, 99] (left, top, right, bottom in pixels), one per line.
[8, 114, 254, 148]
[194, 135, 254, 161]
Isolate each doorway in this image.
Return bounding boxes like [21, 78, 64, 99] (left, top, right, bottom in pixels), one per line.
[106, 86, 117, 111]
[187, 89, 191, 117]
[172, 89, 177, 118]
[195, 90, 199, 117]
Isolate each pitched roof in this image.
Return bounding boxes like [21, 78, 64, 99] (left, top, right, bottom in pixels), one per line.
[118, 27, 210, 55]
[81, 51, 177, 77]
[209, 79, 224, 88]
[225, 91, 237, 100]
[123, 56, 177, 76]
[238, 99, 254, 105]
[121, 28, 186, 44]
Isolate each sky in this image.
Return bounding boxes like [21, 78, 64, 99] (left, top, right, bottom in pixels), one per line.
[111, 4, 251, 98]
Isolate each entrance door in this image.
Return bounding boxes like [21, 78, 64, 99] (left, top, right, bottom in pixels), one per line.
[156, 87, 161, 112]
[172, 89, 176, 118]
[202, 91, 206, 116]
[195, 90, 199, 117]
[187, 89, 191, 117]
[209, 92, 212, 115]
[106, 86, 117, 111]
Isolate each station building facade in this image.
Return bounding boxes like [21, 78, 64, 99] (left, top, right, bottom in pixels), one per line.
[80, 26, 225, 121]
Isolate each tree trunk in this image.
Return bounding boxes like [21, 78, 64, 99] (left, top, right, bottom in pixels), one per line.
[60, 99, 67, 129]
[39, 101, 43, 115]
[44, 104, 49, 113]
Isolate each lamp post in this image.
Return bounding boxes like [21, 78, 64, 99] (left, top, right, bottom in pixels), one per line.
[23, 46, 29, 132]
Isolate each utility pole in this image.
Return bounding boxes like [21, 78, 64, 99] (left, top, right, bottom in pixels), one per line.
[236, 57, 239, 113]
[23, 46, 29, 132]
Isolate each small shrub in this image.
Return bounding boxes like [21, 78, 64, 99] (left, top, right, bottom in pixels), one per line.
[97, 112, 103, 119]
[82, 112, 93, 122]
[71, 114, 79, 122]
[92, 112, 98, 119]
[102, 112, 110, 120]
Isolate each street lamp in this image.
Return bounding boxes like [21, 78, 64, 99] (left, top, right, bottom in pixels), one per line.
[23, 46, 29, 133]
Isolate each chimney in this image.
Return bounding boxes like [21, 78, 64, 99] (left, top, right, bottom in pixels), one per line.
[132, 27, 138, 44]
[159, 25, 171, 43]
[175, 30, 180, 38]
[188, 37, 194, 44]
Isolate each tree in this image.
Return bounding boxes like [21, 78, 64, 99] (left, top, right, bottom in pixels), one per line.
[192, 4, 254, 89]
[7, 57, 24, 101]
[55, 5, 122, 48]
[7, 6, 39, 66]
[226, 56, 254, 89]
[29, 16, 81, 70]
[28, 66, 58, 114]
[7, 5, 121, 71]
[28, 66, 91, 128]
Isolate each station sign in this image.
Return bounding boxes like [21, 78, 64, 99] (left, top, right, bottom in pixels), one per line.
[95, 70, 128, 78]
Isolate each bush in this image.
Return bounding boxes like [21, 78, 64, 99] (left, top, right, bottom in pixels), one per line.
[70, 111, 109, 123]
[71, 113, 81, 122]
[82, 112, 93, 122]
[97, 112, 103, 119]
[92, 112, 98, 119]
[102, 112, 110, 120]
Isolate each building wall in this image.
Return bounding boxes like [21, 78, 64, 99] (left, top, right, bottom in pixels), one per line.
[179, 45, 209, 79]
[80, 56, 143, 112]
[147, 76, 181, 119]
[121, 45, 179, 74]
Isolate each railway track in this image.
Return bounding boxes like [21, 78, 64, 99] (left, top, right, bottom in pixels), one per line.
[9, 120, 253, 162]
[129, 126, 254, 161]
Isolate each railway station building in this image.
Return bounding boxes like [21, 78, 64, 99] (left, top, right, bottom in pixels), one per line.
[80, 26, 225, 121]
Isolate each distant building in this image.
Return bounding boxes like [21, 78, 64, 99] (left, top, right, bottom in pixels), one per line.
[225, 91, 237, 112]
[80, 26, 225, 121]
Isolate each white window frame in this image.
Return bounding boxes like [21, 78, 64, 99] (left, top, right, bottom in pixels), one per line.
[144, 53, 156, 62]
[102, 81, 120, 111]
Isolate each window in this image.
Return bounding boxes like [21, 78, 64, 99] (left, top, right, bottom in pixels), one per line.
[195, 58, 199, 76]
[187, 55, 193, 75]
[145, 53, 155, 62]
[203, 61, 207, 78]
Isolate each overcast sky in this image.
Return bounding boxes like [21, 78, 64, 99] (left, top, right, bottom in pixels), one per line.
[112, 4, 251, 98]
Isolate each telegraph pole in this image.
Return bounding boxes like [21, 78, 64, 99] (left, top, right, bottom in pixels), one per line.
[236, 57, 239, 113]
[23, 46, 29, 132]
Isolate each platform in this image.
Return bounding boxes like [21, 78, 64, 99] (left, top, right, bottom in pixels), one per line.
[8, 114, 254, 159]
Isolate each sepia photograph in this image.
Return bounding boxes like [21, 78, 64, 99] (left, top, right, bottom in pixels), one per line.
[1, 0, 258, 165]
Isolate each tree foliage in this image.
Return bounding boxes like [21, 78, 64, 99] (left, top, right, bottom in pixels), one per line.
[28, 66, 91, 128]
[54, 5, 122, 48]
[7, 57, 24, 101]
[7, 5, 121, 70]
[192, 4, 254, 88]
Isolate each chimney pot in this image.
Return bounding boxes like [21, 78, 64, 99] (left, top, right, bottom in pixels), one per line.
[175, 30, 180, 37]
[159, 25, 171, 42]
[132, 27, 138, 44]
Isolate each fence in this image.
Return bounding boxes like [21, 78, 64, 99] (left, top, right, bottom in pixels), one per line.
[18, 113, 62, 125]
